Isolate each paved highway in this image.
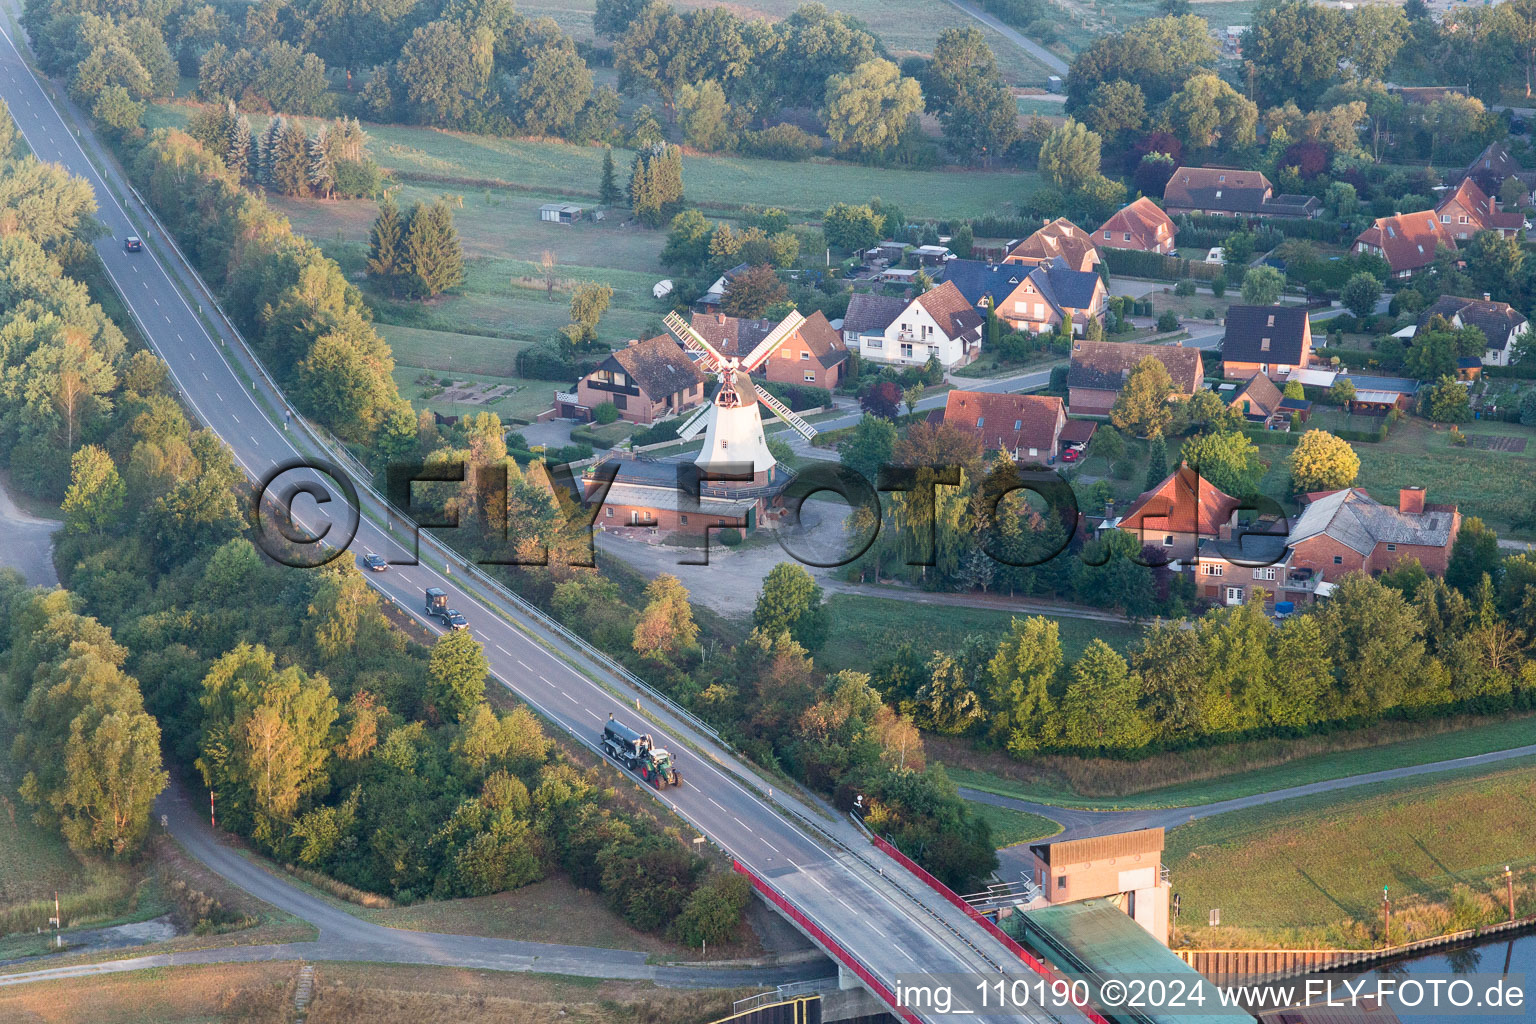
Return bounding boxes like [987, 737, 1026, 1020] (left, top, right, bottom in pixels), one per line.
[0, 18, 1079, 1022]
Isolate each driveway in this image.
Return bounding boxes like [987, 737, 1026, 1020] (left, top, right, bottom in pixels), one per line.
[0, 477, 60, 586]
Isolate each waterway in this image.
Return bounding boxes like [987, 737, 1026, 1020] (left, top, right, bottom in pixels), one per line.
[1340, 928, 1534, 1023]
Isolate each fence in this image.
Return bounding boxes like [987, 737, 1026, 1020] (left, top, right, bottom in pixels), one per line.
[733, 861, 922, 1024]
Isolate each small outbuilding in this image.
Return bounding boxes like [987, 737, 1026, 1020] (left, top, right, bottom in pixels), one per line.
[539, 203, 583, 223]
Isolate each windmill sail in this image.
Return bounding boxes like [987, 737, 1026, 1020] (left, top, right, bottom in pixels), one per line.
[676, 400, 713, 441]
[662, 311, 723, 373]
[740, 310, 807, 370]
[753, 383, 817, 442]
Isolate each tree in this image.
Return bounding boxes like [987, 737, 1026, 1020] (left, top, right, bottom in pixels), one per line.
[62, 445, 124, 535]
[1082, 80, 1147, 143]
[632, 574, 700, 661]
[926, 27, 1020, 162]
[1065, 15, 1218, 108]
[1111, 356, 1174, 437]
[428, 629, 490, 722]
[1284, 379, 1306, 401]
[599, 148, 622, 206]
[985, 615, 1062, 755]
[672, 871, 751, 948]
[1464, 229, 1525, 302]
[1288, 429, 1359, 492]
[395, 20, 486, 124]
[367, 193, 404, 293]
[677, 80, 734, 151]
[839, 414, 897, 482]
[269, 120, 312, 196]
[1406, 328, 1461, 381]
[1422, 375, 1470, 422]
[1446, 516, 1502, 594]
[1181, 430, 1265, 496]
[1329, 377, 1357, 406]
[1038, 118, 1102, 190]
[1059, 639, 1149, 750]
[1241, 266, 1285, 305]
[1243, 0, 1347, 104]
[595, 0, 651, 38]
[822, 59, 924, 157]
[307, 127, 335, 198]
[722, 264, 787, 317]
[629, 142, 685, 227]
[754, 563, 829, 650]
[861, 380, 903, 418]
[1340, 272, 1382, 319]
[402, 199, 465, 298]
[1520, 389, 1536, 426]
[1496, 0, 1536, 98]
[566, 282, 614, 348]
[1164, 74, 1258, 150]
[1222, 230, 1255, 268]
[1345, 3, 1409, 81]
[822, 203, 882, 253]
[1144, 434, 1168, 490]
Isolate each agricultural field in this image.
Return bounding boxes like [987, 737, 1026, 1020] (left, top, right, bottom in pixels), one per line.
[1048, 0, 1264, 53]
[1165, 757, 1536, 949]
[0, 961, 748, 1024]
[528, 0, 1059, 83]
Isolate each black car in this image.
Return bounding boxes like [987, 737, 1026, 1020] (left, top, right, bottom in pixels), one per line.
[363, 552, 387, 572]
[443, 608, 468, 630]
[124, 236, 143, 252]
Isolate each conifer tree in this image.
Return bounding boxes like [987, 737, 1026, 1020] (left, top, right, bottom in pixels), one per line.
[257, 115, 285, 186]
[226, 110, 253, 181]
[367, 193, 404, 295]
[598, 146, 621, 206]
[308, 125, 335, 198]
[270, 120, 312, 196]
[628, 142, 683, 227]
[403, 199, 465, 298]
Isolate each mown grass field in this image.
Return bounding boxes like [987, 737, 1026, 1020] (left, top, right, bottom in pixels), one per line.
[939, 713, 1536, 809]
[0, 961, 748, 1024]
[818, 593, 1143, 679]
[1166, 757, 1536, 949]
[967, 800, 1062, 847]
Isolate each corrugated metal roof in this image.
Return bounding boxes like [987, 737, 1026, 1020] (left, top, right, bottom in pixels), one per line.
[1031, 827, 1165, 866]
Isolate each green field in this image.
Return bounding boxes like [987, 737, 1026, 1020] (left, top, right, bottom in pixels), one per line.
[943, 713, 1536, 810]
[967, 800, 1062, 848]
[818, 593, 1142, 677]
[1166, 757, 1536, 948]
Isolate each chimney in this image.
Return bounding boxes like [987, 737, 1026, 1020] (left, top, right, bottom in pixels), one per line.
[1483, 292, 1492, 302]
[1218, 508, 1237, 542]
[1400, 486, 1426, 515]
[716, 312, 727, 324]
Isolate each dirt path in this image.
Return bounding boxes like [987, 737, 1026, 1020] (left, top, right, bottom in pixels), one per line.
[0, 476, 60, 586]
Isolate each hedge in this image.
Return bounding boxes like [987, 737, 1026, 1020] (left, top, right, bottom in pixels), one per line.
[1485, 363, 1536, 379]
[1175, 212, 1353, 245]
[1103, 248, 1223, 281]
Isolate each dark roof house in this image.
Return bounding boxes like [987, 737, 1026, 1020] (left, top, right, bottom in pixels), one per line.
[1067, 339, 1204, 415]
[607, 335, 707, 397]
[1417, 294, 1528, 355]
[1222, 305, 1313, 368]
[1163, 167, 1321, 219]
[841, 292, 908, 338]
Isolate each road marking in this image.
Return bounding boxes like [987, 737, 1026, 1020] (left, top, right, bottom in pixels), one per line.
[707, 797, 728, 813]
[201, 372, 207, 381]
[836, 897, 855, 912]
[494, 644, 511, 655]
[249, 436, 258, 446]
[732, 816, 752, 831]
[188, 351, 195, 361]
[583, 709, 601, 721]
[516, 659, 531, 671]
[215, 392, 222, 402]
[759, 837, 780, 853]
[898, 947, 917, 963]
[152, 297, 159, 307]
[231, 415, 239, 424]
[539, 676, 552, 685]
[561, 691, 576, 702]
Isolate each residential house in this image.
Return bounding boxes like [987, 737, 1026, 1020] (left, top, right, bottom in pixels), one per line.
[943, 257, 1106, 335]
[1162, 167, 1321, 219]
[1112, 463, 1243, 563]
[1460, 140, 1529, 197]
[1288, 486, 1462, 581]
[1223, 372, 1284, 425]
[1221, 305, 1314, 381]
[691, 310, 849, 389]
[1434, 177, 1524, 240]
[572, 335, 706, 425]
[1415, 294, 1529, 366]
[1388, 85, 1469, 105]
[1095, 197, 1177, 254]
[941, 390, 1067, 463]
[1066, 339, 1204, 417]
[860, 280, 984, 368]
[698, 262, 750, 310]
[1352, 211, 1458, 278]
[840, 292, 907, 350]
[1003, 217, 1101, 273]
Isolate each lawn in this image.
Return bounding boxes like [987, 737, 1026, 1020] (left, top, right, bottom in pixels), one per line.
[1165, 757, 1536, 949]
[939, 712, 1536, 810]
[0, 961, 747, 1024]
[392, 366, 556, 425]
[967, 800, 1062, 848]
[818, 593, 1143, 678]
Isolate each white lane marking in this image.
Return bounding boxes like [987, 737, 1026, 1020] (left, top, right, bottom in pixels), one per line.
[494, 644, 511, 656]
[201, 372, 207, 381]
[707, 797, 728, 813]
[760, 837, 780, 853]
[836, 897, 855, 912]
[583, 709, 601, 721]
[561, 691, 576, 702]
[152, 297, 159, 307]
[176, 334, 183, 342]
[539, 676, 552, 685]
[231, 415, 239, 424]
[898, 947, 917, 963]
[215, 392, 222, 402]
[516, 660, 531, 671]
[249, 436, 258, 446]
[188, 351, 195, 361]
[732, 817, 752, 832]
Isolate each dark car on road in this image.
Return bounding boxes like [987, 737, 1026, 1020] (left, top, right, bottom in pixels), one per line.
[363, 552, 387, 572]
[443, 608, 468, 630]
[124, 236, 143, 252]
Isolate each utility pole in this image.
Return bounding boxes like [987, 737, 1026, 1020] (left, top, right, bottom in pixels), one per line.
[1382, 885, 1391, 945]
[210, 789, 216, 831]
[1507, 866, 1516, 922]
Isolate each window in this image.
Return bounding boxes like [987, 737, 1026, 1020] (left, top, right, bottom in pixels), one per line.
[1459, 215, 1468, 224]
[900, 343, 914, 359]
[605, 507, 613, 517]
[1261, 338, 1271, 352]
[867, 337, 882, 349]
[1164, 535, 1176, 547]
[1104, 230, 1112, 240]
[1266, 314, 1275, 327]
[1333, 555, 1343, 564]
[1058, 876, 1068, 891]
[1218, 174, 1226, 183]
[1255, 567, 1276, 580]
[1014, 419, 1023, 430]
[928, 345, 940, 358]
[1124, 232, 1132, 242]
[1227, 586, 1245, 604]
[1202, 563, 1224, 576]
[804, 372, 816, 383]
[679, 514, 688, 524]
[612, 394, 627, 409]
[977, 416, 986, 427]
[780, 347, 790, 358]
[1442, 214, 1451, 223]
[1386, 543, 1396, 551]
[614, 372, 626, 386]
[800, 351, 810, 360]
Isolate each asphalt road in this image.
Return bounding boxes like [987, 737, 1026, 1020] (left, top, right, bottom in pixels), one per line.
[941, 0, 1070, 75]
[0, 18, 1071, 1022]
[0, 475, 59, 586]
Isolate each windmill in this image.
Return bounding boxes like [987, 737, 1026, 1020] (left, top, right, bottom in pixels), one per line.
[663, 311, 818, 478]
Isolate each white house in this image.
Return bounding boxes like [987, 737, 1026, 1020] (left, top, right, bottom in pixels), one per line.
[859, 281, 984, 369]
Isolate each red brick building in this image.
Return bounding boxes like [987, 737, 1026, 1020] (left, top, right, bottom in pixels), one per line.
[691, 310, 848, 390]
[1095, 197, 1177, 254]
[940, 390, 1067, 463]
[1435, 177, 1524, 240]
[1220, 305, 1314, 382]
[1004, 217, 1101, 273]
[1112, 464, 1242, 563]
[1067, 339, 1204, 417]
[571, 335, 706, 425]
[1353, 211, 1458, 278]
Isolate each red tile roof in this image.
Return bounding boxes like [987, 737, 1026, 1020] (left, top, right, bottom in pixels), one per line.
[1095, 197, 1176, 251]
[941, 390, 1065, 456]
[1005, 217, 1100, 273]
[1118, 464, 1242, 537]
[1354, 211, 1458, 273]
[1436, 177, 1525, 232]
[913, 280, 984, 340]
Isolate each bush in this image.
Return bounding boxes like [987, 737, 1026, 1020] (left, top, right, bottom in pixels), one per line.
[1156, 311, 1179, 332]
[632, 418, 682, 446]
[1110, 457, 1136, 480]
[738, 124, 821, 161]
[1174, 279, 1197, 297]
[517, 343, 577, 381]
[718, 528, 744, 546]
[594, 402, 620, 424]
[1049, 365, 1068, 392]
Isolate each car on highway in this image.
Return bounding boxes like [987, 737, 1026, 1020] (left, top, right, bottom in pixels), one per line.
[124, 235, 143, 252]
[442, 608, 468, 630]
[362, 552, 387, 572]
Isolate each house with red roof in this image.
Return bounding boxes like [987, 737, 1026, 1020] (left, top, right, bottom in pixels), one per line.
[1109, 464, 1242, 563]
[940, 390, 1067, 463]
[1352, 210, 1458, 278]
[1434, 177, 1524, 240]
[1094, 197, 1177, 254]
[691, 310, 849, 389]
[1003, 217, 1101, 273]
[858, 280, 984, 368]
